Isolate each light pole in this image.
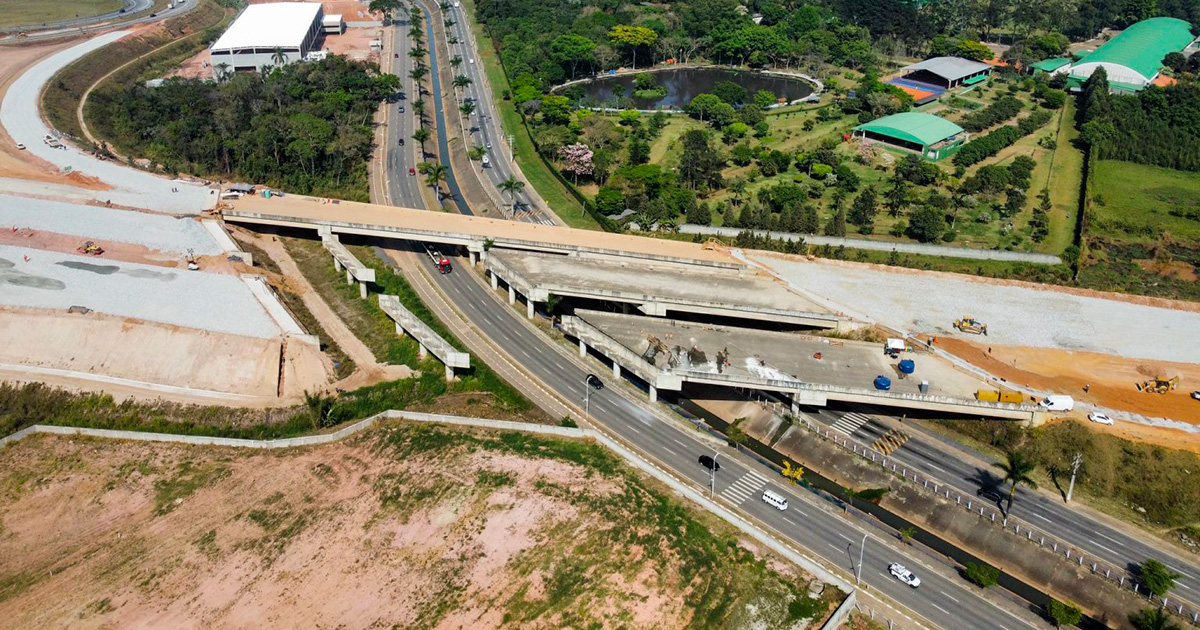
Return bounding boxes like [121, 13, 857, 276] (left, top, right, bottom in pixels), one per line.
[710, 452, 720, 498]
[582, 374, 603, 424]
[1066, 451, 1083, 503]
[855, 532, 867, 586]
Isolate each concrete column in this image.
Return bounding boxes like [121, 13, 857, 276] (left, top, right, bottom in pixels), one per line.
[612, 362, 620, 379]
[418, 343, 428, 359]
[358, 282, 367, 299]
[649, 385, 658, 403]
[508, 285, 515, 305]
[791, 397, 800, 415]
[333, 258, 343, 272]
[444, 364, 455, 381]
[526, 299, 535, 319]
[345, 269, 353, 285]
[578, 339, 587, 358]
[490, 272, 498, 290]
[395, 323, 405, 336]
[469, 251, 477, 266]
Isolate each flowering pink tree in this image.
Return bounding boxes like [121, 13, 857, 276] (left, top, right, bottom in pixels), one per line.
[557, 142, 594, 184]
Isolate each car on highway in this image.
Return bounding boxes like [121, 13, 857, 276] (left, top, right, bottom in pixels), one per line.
[889, 563, 921, 588]
[1088, 411, 1114, 425]
[698, 455, 720, 472]
[482, 155, 490, 166]
[398, 104, 405, 112]
[486, 142, 492, 150]
[15, 143, 25, 150]
[469, 58, 475, 64]
[408, 166, 416, 176]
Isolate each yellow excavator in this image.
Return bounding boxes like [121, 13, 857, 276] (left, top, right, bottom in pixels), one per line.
[1137, 376, 1179, 394]
[954, 316, 988, 335]
[781, 460, 805, 484]
[76, 241, 104, 256]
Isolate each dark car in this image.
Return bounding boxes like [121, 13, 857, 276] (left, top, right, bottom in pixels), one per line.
[698, 455, 720, 472]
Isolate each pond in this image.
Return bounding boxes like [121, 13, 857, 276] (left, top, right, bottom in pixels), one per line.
[565, 67, 815, 110]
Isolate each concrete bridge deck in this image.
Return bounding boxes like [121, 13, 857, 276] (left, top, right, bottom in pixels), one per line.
[486, 250, 851, 330]
[222, 194, 737, 268]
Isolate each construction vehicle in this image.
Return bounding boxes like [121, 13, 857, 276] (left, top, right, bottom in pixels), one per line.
[976, 389, 1024, 404]
[953, 316, 988, 335]
[76, 241, 104, 256]
[185, 248, 199, 271]
[425, 245, 451, 274]
[1137, 376, 1179, 394]
[781, 460, 805, 485]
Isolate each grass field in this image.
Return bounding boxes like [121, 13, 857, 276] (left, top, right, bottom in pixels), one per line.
[1091, 160, 1200, 244]
[0, 0, 123, 28]
[460, 0, 600, 230]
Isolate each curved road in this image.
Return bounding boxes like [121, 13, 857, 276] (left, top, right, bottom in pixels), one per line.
[0, 0, 193, 43]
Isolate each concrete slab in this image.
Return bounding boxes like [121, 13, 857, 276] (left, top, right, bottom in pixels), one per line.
[487, 250, 847, 329]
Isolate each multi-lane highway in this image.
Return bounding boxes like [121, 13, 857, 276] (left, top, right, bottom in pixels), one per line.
[813, 407, 1200, 604]
[381, 14, 427, 208]
[437, 1, 554, 225]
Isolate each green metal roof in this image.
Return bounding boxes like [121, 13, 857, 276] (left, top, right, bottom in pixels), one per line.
[854, 112, 964, 147]
[1071, 17, 1195, 81]
[1031, 57, 1072, 72]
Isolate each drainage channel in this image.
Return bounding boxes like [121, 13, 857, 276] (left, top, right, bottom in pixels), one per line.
[420, 1, 472, 217]
[674, 398, 1108, 630]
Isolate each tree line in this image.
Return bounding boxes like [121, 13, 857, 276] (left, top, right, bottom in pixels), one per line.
[1078, 68, 1200, 171]
[88, 56, 400, 200]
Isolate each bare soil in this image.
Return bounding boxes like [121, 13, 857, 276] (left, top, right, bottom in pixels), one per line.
[0, 426, 827, 629]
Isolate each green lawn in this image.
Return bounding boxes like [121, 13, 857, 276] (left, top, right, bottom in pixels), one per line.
[459, 0, 600, 230]
[1039, 100, 1083, 253]
[0, 0, 124, 28]
[1091, 160, 1200, 244]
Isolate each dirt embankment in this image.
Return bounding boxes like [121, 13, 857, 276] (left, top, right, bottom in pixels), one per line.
[0, 427, 830, 629]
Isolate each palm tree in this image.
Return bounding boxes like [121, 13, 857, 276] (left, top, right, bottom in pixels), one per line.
[412, 128, 431, 155]
[409, 66, 428, 83]
[444, 18, 456, 27]
[409, 46, 428, 59]
[499, 175, 525, 215]
[453, 74, 472, 94]
[413, 99, 427, 119]
[271, 46, 287, 66]
[214, 62, 231, 82]
[994, 450, 1038, 515]
[425, 162, 448, 198]
[450, 55, 463, 69]
[439, 0, 451, 10]
[842, 487, 859, 513]
[448, 35, 459, 45]
[459, 101, 476, 117]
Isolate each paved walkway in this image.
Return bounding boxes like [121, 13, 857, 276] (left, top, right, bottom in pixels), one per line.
[680, 224, 1063, 264]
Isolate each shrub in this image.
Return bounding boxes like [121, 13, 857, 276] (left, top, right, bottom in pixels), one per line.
[961, 96, 1024, 132]
[964, 562, 999, 588]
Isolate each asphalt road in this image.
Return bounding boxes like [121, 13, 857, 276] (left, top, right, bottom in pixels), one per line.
[813, 408, 1200, 605]
[440, 2, 553, 225]
[0, 0, 187, 43]
[382, 16, 426, 208]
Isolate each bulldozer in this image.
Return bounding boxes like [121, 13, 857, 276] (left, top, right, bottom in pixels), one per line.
[781, 460, 805, 485]
[953, 316, 988, 335]
[1137, 376, 1179, 394]
[76, 241, 104, 256]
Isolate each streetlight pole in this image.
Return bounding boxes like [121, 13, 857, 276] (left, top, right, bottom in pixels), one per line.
[581, 374, 603, 425]
[856, 532, 867, 586]
[1066, 452, 1083, 503]
[710, 452, 720, 499]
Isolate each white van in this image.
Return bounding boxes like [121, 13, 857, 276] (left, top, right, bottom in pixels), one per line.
[762, 489, 788, 511]
[1039, 395, 1075, 412]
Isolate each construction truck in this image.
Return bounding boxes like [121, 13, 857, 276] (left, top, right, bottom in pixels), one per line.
[976, 389, 1024, 404]
[954, 316, 988, 335]
[1137, 376, 1179, 394]
[76, 241, 103, 256]
[426, 245, 451, 274]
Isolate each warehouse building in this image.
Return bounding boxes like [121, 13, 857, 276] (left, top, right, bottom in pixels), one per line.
[1065, 17, 1198, 92]
[852, 112, 968, 161]
[209, 3, 324, 78]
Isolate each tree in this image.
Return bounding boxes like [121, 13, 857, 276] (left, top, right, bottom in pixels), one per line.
[409, 66, 428, 83]
[1046, 599, 1082, 628]
[964, 562, 999, 588]
[679, 129, 724, 190]
[557, 143, 594, 184]
[608, 25, 658, 70]
[271, 46, 288, 67]
[460, 101, 476, 117]
[898, 526, 916, 546]
[1130, 607, 1182, 630]
[499, 175, 526, 212]
[424, 162, 447, 198]
[726, 417, 748, 447]
[540, 94, 572, 126]
[550, 34, 596, 80]
[594, 186, 624, 215]
[687, 93, 724, 122]
[885, 175, 908, 217]
[450, 55, 463, 69]
[994, 450, 1038, 515]
[627, 134, 651, 165]
[753, 89, 776, 109]
[412, 128, 430, 154]
[713, 80, 747, 105]
[368, 0, 402, 20]
[798, 205, 819, 234]
[1140, 559, 1183, 597]
[824, 202, 847, 237]
[907, 206, 946, 243]
[452, 74, 472, 94]
[848, 186, 878, 233]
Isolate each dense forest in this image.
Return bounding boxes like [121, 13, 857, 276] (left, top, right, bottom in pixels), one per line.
[476, 0, 1200, 89]
[88, 56, 400, 200]
[1077, 70, 1200, 171]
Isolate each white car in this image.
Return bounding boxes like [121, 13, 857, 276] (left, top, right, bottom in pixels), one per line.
[481, 155, 490, 166]
[469, 58, 475, 64]
[15, 142, 25, 150]
[889, 563, 921, 588]
[1088, 412, 1114, 425]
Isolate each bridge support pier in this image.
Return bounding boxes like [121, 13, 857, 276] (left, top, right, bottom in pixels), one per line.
[490, 271, 498, 290]
[649, 385, 658, 403]
[469, 251, 477, 266]
[418, 343, 428, 359]
[445, 364, 455, 381]
[578, 339, 587, 358]
[358, 281, 368, 299]
[527, 300, 535, 319]
[345, 269, 353, 285]
[508, 284, 515, 305]
[333, 258, 343, 272]
[612, 362, 621, 379]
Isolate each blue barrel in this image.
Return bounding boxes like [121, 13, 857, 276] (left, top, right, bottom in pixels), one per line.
[898, 359, 915, 374]
[873, 375, 892, 391]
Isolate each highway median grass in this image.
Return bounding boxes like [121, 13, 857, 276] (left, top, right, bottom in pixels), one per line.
[0, 0, 124, 29]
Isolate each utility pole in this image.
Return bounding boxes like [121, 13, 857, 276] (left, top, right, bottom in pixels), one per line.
[1066, 452, 1083, 503]
[855, 532, 867, 586]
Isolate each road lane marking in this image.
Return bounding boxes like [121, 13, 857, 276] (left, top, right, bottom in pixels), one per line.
[930, 602, 951, 616]
[1030, 512, 1054, 524]
[1094, 530, 1128, 547]
[939, 590, 960, 603]
[1088, 538, 1120, 556]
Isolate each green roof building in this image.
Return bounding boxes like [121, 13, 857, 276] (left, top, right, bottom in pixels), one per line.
[1067, 17, 1197, 91]
[852, 112, 967, 161]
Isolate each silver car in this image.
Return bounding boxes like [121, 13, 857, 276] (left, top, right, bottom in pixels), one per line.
[889, 562, 921, 588]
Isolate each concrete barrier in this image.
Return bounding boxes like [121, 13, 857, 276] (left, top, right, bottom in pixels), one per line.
[378, 294, 469, 380]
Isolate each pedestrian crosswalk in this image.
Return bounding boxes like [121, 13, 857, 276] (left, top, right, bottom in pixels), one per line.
[721, 470, 770, 504]
[830, 412, 873, 436]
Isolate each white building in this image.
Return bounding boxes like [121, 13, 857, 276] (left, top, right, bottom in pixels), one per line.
[209, 3, 324, 78]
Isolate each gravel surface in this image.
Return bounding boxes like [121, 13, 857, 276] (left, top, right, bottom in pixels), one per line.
[756, 254, 1199, 364]
[0, 31, 217, 214]
[0, 195, 222, 255]
[0, 244, 279, 338]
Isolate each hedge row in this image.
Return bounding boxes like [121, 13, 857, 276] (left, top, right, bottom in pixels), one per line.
[953, 110, 1053, 168]
[961, 96, 1023, 132]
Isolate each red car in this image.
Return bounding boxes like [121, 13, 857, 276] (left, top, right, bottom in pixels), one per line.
[408, 167, 416, 176]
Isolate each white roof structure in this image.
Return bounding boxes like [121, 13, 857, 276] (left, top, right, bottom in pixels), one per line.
[211, 3, 322, 52]
[901, 56, 992, 83]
